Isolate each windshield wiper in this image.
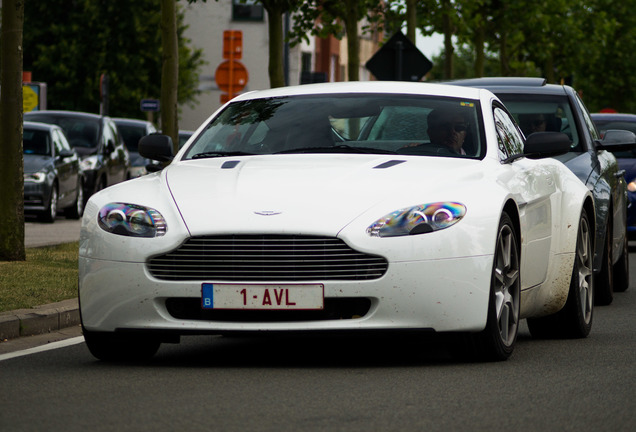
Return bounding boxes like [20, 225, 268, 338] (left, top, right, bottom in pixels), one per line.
[275, 144, 396, 155]
[191, 151, 255, 159]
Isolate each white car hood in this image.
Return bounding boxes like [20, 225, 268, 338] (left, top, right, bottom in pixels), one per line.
[166, 155, 484, 236]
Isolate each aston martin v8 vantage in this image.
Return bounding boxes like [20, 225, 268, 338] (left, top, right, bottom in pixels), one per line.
[79, 82, 596, 362]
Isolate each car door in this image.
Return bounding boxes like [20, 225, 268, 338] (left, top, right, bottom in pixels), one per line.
[103, 119, 128, 185]
[52, 128, 75, 205]
[54, 128, 80, 205]
[493, 104, 556, 288]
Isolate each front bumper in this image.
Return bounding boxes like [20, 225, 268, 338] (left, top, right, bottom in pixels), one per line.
[79, 254, 493, 334]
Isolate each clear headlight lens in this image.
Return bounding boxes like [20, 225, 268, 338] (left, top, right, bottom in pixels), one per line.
[367, 202, 466, 237]
[80, 155, 99, 171]
[24, 171, 47, 183]
[98, 203, 167, 237]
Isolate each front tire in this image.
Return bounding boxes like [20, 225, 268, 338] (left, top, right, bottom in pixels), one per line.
[64, 178, 85, 219]
[83, 328, 161, 362]
[595, 222, 614, 305]
[613, 231, 629, 293]
[463, 212, 520, 361]
[527, 210, 594, 338]
[39, 184, 58, 223]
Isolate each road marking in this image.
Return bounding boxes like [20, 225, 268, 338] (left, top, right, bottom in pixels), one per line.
[0, 336, 85, 361]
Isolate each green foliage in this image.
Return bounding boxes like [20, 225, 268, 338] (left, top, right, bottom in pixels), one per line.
[23, 0, 205, 119]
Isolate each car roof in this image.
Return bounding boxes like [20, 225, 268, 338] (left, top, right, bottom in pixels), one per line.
[232, 81, 488, 102]
[446, 77, 570, 96]
[113, 117, 154, 126]
[23, 120, 59, 131]
[590, 113, 636, 121]
[24, 110, 105, 120]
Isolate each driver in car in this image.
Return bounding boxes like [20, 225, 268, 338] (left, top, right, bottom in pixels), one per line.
[401, 107, 469, 156]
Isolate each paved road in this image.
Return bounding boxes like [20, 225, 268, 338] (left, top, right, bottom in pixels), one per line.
[1, 268, 636, 431]
[24, 217, 80, 247]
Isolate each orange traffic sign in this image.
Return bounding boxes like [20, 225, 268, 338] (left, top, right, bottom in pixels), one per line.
[215, 59, 248, 94]
[223, 30, 243, 60]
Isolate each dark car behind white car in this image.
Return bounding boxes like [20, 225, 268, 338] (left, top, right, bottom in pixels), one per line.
[448, 77, 636, 305]
[25, 110, 130, 203]
[23, 121, 84, 222]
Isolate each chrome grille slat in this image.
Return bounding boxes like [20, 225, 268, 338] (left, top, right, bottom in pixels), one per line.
[147, 235, 388, 281]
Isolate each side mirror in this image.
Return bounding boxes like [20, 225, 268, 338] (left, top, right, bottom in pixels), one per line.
[503, 132, 572, 164]
[523, 131, 571, 159]
[139, 134, 174, 163]
[58, 149, 76, 159]
[596, 129, 636, 152]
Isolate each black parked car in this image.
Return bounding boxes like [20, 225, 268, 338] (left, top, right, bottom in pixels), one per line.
[25, 111, 130, 201]
[23, 121, 84, 222]
[449, 77, 636, 305]
[113, 118, 158, 177]
[591, 113, 636, 238]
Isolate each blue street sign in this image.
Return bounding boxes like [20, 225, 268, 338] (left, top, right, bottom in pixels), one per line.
[140, 99, 160, 112]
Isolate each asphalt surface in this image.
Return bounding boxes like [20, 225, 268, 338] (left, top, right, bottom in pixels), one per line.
[0, 218, 81, 342]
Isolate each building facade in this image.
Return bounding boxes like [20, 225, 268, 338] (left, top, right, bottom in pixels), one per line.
[179, 1, 382, 130]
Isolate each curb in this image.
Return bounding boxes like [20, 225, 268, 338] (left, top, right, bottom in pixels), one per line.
[0, 298, 80, 341]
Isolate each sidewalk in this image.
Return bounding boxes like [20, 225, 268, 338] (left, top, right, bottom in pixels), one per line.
[0, 298, 80, 341]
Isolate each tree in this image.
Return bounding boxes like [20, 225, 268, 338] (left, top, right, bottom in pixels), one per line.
[0, 0, 26, 261]
[162, 0, 180, 152]
[22, 0, 204, 119]
[291, 0, 384, 82]
[259, 1, 304, 88]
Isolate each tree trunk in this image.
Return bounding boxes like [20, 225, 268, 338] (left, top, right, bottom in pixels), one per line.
[0, 0, 26, 261]
[265, 4, 285, 88]
[344, 0, 360, 82]
[473, 25, 485, 77]
[441, 0, 454, 79]
[161, 0, 179, 154]
[406, 0, 417, 44]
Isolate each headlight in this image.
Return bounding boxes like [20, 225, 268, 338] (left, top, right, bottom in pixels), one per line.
[24, 171, 47, 183]
[98, 203, 167, 237]
[80, 155, 99, 171]
[367, 202, 466, 237]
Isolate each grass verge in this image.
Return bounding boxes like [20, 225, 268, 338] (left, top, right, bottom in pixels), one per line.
[0, 242, 78, 313]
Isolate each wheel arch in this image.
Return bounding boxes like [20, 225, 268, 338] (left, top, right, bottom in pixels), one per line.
[502, 199, 521, 249]
[583, 196, 596, 252]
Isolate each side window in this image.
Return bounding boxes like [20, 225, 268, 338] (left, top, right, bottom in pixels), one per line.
[574, 93, 600, 141]
[54, 129, 72, 152]
[494, 106, 524, 160]
[232, 0, 263, 21]
[52, 130, 65, 155]
[102, 121, 117, 151]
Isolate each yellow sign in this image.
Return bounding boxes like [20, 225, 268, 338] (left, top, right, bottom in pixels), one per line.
[23, 85, 39, 112]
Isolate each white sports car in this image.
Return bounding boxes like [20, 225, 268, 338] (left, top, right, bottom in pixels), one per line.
[79, 82, 595, 362]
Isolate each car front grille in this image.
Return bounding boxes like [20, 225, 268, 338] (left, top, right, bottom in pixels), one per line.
[147, 235, 388, 281]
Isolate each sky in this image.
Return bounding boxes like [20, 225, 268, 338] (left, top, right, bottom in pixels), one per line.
[416, 32, 444, 61]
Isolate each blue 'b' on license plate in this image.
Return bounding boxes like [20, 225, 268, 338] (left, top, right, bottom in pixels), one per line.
[202, 283, 214, 309]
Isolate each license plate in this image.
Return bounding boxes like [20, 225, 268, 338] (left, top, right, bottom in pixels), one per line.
[202, 283, 324, 310]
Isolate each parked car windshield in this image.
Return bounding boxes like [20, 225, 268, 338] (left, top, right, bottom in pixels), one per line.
[23, 129, 51, 156]
[593, 118, 636, 158]
[25, 114, 100, 149]
[496, 94, 581, 151]
[183, 94, 486, 159]
[117, 124, 149, 153]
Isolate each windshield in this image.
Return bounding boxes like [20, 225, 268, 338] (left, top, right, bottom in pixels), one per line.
[497, 94, 581, 151]
[183, 94, 485, 160]
[117, 124, 148, 152]
[25, 114, 100, 148]
[23, 129, 51, 156]
[593, 118, 636, 158]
